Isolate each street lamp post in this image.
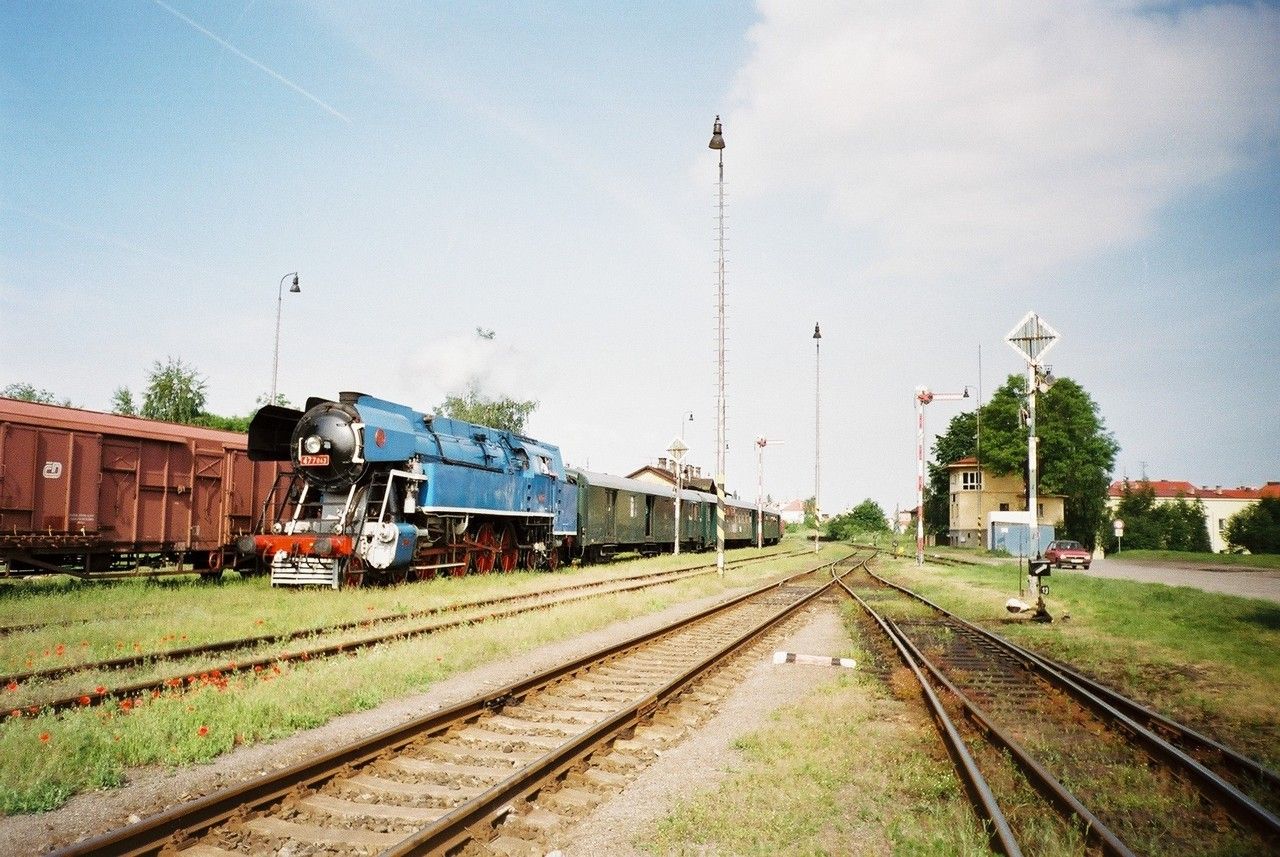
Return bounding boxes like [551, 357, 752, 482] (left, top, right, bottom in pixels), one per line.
[914, 386, 969, 566]
[813, 323, 822, 554]
[271, 272, 300, 403]
[709, 115, 727, 577]
[756, 437, 784, 549]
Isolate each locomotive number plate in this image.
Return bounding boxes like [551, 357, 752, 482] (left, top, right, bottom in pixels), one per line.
[299, 454, 330, 467]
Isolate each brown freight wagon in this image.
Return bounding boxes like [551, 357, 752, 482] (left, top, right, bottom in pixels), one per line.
[0, 397, 283, 576]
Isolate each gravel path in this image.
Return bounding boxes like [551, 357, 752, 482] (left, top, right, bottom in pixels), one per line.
[557, 603, 850, 856]
[5, 580, 850, 855]
[1074, 557, 1280, 604]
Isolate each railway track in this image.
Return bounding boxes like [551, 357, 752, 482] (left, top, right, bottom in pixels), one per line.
[3, 549, 803, 719]
[53, 554, 858, 856]
[838, 563, 1280, 855]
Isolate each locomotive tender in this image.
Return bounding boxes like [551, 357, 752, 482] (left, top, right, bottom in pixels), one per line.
[246, 392, 569, 588]
[245, 391, 782, 588]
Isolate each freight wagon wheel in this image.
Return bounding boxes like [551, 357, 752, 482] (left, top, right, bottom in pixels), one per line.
[472, 523, 497, 574]
[497, 526, 518, 573]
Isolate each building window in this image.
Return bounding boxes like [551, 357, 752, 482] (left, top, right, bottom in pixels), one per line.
[999, 503, 1009, 512]
[1218, 519, 1226, 533]
[961, 471, 980, 491]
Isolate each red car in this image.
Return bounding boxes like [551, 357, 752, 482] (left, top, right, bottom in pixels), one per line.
[1044, 540, 1091, 569]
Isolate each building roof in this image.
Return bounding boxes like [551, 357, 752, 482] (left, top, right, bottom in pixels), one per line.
[1107, 479, 1280, 501]
[625, 464, 714, 492]
[947, 456, 979, 468]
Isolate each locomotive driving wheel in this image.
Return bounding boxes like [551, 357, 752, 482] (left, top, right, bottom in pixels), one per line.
[342, 557, 365, 589]
[497, 525, 518, 573]
[471, 523, 497, 574]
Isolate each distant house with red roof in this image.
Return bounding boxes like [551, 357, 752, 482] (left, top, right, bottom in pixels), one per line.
[1106, 479, 1280, 553]
[780, 499, 807, 526]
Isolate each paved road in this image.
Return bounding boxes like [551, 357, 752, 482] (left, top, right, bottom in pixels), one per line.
[1073, 557, 1280, 604]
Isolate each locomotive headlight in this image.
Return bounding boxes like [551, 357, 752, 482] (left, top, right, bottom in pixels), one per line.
[303, 435, 324, 455]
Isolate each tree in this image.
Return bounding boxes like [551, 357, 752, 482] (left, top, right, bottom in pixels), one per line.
[2, 382, 70, 406]
[826, 499, 891, 542]
[141, 357, 208, 424]
[438, 383, 537, 435]
[1105, 481, 1210, 553]
[1225, 498, 1280, 554]
[110, 386, 138, 416]
[928, 374, 1118, 548]
[925, 410, 978, 539]
[802, 497, 817, 528]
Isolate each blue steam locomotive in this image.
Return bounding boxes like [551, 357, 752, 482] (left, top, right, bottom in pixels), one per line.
[244, 392, 780, 588]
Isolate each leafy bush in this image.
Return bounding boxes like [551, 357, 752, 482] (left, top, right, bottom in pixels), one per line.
[1225, 498, 1280, 554]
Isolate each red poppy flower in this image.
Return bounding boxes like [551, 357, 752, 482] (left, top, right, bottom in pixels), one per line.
[5, 681, 17, 692]
[121, 699, 133, 710]
[54, 644, 66, 656]
[9, 709, 20, 718]
[39, 732, 50, 743]
[79, 695, 91, 706]
[197, 725, 209, 737]
[95, 685, 107, 695]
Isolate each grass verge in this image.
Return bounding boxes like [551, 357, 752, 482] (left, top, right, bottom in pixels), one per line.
[0, 541, 835, 814]
[644, 600, 993, 856]
[878, 555, 1280, 769]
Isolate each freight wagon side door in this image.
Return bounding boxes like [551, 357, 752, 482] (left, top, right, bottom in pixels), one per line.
[41, 430, 94, 532]
[136, 440, 193, 550]
[191, 449, 223, 551]
[0, 423, 38, 532]
[99, 441, 140, 544]
[66, 433, 101, 534]
[223, 449, 257, 540]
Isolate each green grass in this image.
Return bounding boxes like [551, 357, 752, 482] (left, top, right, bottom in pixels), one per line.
[880, 556, 1280, 768]
[644, 601, 994, 856]
[1115, 550, 1280, 569]
[0, 540, 836, 813]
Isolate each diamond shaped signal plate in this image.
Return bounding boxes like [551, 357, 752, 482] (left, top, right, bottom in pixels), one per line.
[1006, 311, 1060, 366]
[667, 438, 688, 462]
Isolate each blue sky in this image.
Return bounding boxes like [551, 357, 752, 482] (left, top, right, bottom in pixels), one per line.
[2, 1, 1278, 519]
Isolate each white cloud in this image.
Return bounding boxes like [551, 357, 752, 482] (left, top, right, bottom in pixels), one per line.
[401, 332, 547, 408]
[728, 1, 1280, 278]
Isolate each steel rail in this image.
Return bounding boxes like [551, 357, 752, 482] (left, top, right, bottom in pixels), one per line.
[10, 551, 816, 719]
[834, 578, 1022, 857]
[2, 563, 708, 688]
[1039, 652, 1280, 792]
[864, 567, 1280, 843]
[884, 610, 1135, 856]
[52, 557, 844, 857]
[384, 562, 848, 855]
